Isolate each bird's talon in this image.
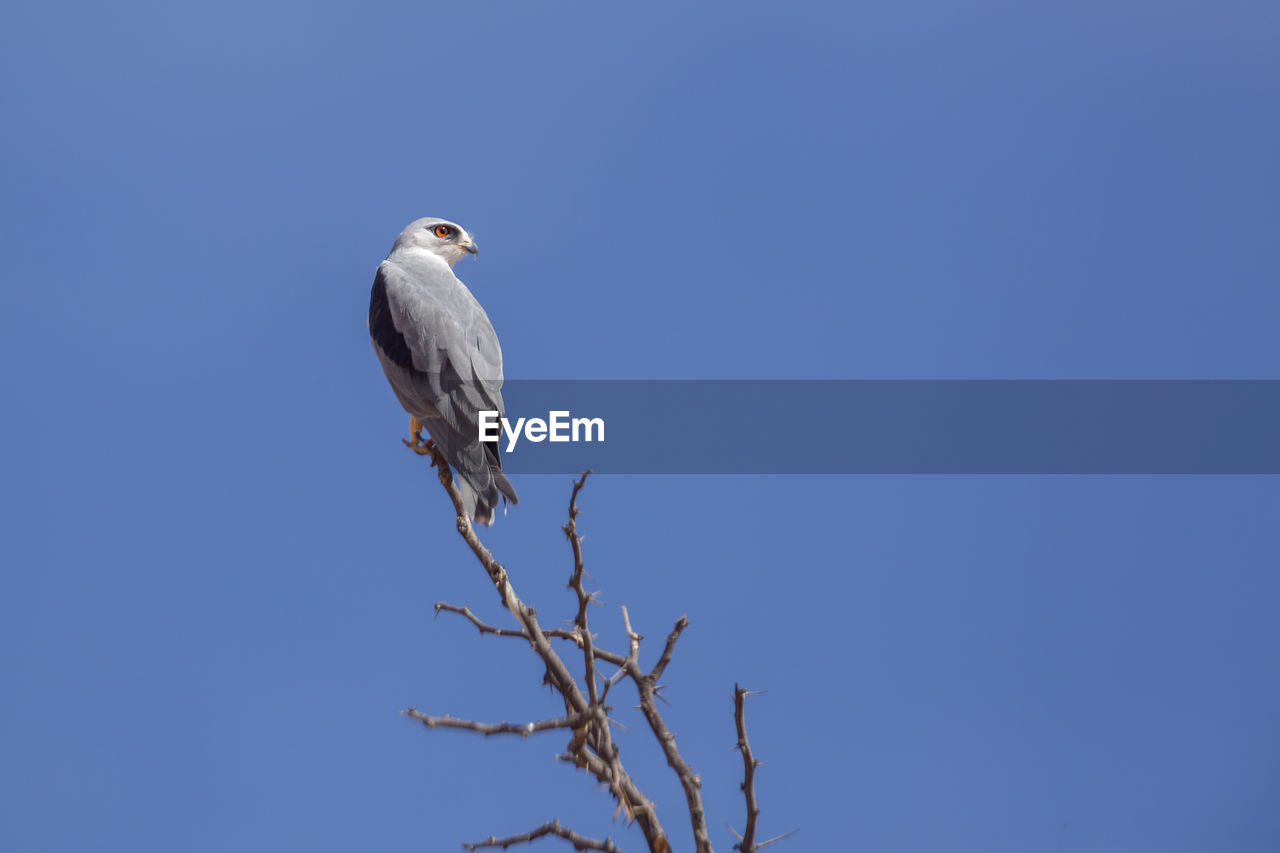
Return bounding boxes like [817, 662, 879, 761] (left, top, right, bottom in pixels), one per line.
[403, 435, 438, 459]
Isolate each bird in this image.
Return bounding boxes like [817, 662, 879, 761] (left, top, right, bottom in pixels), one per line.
[368, 217, 518, 526]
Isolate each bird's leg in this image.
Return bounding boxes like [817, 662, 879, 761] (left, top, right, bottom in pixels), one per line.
[402, 415, 437, 457]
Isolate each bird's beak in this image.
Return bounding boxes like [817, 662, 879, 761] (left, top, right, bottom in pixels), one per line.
[460, 239, 479, 257]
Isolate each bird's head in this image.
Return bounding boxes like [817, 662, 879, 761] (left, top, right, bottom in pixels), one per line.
[392, 217, 479, 268]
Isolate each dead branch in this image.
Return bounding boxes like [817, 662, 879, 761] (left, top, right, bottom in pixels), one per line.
[403, 707, 587, 738]
[732, 686, 761, 852]
[565, 471, 601, 706]
[561, 472, 636, 827]
[434, 601, 628, 667]
[618, 607, 713, 853]
[429, 452, 588, 714]
[648, 616, 689, 684]
[463, 819, 625, 852]
[434, 602, 530, 638]
[731, 688, 795, 853]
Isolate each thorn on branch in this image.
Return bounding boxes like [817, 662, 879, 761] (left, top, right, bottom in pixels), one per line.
[753, 830, 798, 850]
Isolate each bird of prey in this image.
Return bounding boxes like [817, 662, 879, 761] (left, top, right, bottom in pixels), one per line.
[368, 217, 518, 526]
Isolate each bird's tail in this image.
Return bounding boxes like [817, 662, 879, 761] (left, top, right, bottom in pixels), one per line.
[458, 470, 517, 527]
[421, 416, 518, 527]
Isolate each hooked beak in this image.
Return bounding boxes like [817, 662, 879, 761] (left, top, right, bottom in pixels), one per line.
[459, 238, 479, 257]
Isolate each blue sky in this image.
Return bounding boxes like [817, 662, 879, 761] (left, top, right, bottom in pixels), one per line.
[2, 2, 1278, 851]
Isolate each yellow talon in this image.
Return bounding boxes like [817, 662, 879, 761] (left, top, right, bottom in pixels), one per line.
[403, 416, 440, 464]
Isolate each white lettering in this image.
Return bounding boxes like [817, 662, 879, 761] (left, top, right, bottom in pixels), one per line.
[486, 411, 607, 453]
[478, 410, 500, 443]
[572, 417, 605, 442]
[503, 417, 525, 453]
[549, 410, 570, 442]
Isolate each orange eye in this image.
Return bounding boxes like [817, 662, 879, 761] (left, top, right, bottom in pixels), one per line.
[434, 225, 450, 238]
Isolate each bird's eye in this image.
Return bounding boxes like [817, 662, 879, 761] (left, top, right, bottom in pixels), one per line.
[434, 225, 451, 238]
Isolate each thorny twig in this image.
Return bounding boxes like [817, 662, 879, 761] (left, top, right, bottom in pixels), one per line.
[731, 687, 795, 853]
[620, 608, 712, 853]
[566, 472, 601, 706]
[649, 616, 689, 685]
[563, 474, 635, 824]
[733, 686, 760, 852]
[433, 602, 628, 667]
[403, 707, 588, 738]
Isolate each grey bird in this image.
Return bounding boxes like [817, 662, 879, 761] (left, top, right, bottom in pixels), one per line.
[368, 217, 518, 525]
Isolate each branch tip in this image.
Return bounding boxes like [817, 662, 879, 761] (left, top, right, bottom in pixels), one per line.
[732, 685, 771, 852]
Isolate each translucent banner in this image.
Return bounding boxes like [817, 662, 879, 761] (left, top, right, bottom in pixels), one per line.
[470, 380, 1280, 474]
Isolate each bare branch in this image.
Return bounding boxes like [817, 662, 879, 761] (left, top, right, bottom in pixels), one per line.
[463, 819, 626, 852]
[424, 448, 588, 714]
[559, 471, 641, 837]
[620, 607, 713, 853]
[435, 602, 629, 667]
[731, 685, 760, 851]
[565, 471, 600, 707]
[731, 686, 788, 853]
[403, 707, 586, 738]
[620, 606, 642, 670]
[554, 743, 669, 840]
[647, 616, 689, 684]
[435, 602, 531, 638]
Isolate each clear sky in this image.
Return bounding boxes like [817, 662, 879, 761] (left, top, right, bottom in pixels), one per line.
[3, 2, 1278, 851]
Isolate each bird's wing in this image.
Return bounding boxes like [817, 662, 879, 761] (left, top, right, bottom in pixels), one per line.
[370, 259, 506, 438]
